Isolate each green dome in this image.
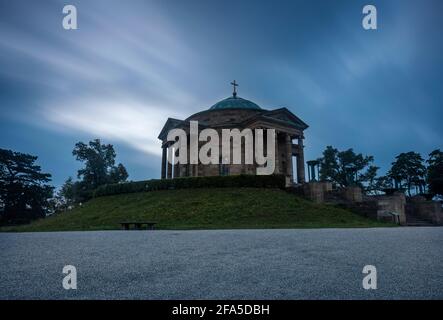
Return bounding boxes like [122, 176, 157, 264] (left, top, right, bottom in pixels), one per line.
[209, 96, 261, 110]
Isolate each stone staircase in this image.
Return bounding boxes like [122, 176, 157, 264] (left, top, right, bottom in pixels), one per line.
[405, 213, 435, 227]
[289, 182, 442, 226]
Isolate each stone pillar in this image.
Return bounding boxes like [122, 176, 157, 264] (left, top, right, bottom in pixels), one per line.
[274, 132, 280, 174]
[167, 146, 173, 179]
[310, 165, 316, 181]
[285, 134, 293, 185]
[296, 137, 305, 183]
[192, 137, 199, 176]
[173, 148, 180, 178]
[161, 145, 167, 179]
[306, 160, 318, 182]
[303, 182, 325, 203]
[186, 134, 191, 177]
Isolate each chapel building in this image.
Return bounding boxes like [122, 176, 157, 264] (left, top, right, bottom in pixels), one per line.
[158, 82, 309, 186]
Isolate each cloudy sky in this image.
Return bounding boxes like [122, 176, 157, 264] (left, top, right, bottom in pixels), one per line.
[0, 0, 442, 186]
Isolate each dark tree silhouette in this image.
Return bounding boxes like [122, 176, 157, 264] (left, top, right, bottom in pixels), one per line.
[59, 139, 129, 204]
[318, 146, 374, 188]
[427, 149, 443, 197]
[373, 175, 394, 194]
[73, 139, 128, 189]
[388, 152, 426, 196]
[362, 165, 380, 194]
[0, 148, 53, 225]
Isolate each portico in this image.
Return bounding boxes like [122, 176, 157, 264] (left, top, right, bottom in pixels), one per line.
[158, 82, 309, 186]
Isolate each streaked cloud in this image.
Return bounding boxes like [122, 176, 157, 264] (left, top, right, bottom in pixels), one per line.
[40, 97, 185, 156]
[0, 0, 441, 186]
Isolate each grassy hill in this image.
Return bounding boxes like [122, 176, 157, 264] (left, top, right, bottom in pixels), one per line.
[2, 188, 393, 232]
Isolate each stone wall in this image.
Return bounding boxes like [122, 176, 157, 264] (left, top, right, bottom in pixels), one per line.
[407, 198, 443, 225]
[322, 182, 333, 193]
[346, 201, 378, 220]
[174, 123, 291, 178]
[338, 193, 406, 225]
[299, 183, 407, 225]
[296, 181, 443, 226]
[341, 186, 363, 203]
[371, 193, 407, 225]
[301, 182, 331, 203]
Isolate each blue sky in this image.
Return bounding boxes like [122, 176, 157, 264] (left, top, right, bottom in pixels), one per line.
[0, 0, 442, 187]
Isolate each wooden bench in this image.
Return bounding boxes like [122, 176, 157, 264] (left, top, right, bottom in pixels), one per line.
[120, 221, 157, 230]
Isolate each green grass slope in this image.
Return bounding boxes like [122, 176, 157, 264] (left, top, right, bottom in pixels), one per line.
[2, 188, 393, 232]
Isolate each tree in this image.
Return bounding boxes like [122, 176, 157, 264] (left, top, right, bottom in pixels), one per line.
[373, 175, 393, 194]
[318, 146, 374, 188]
[318, 146, 339, 183]
[61, 139, 128, 204]
[388, 152, 426, 196]
[427, 149, 443, 197]
[73, 139, 128, 189]
[0, 148, 53, 225]
[361, 165, 379, 194]
[109, 163, 129, 184]
[54, 177, 81, 212]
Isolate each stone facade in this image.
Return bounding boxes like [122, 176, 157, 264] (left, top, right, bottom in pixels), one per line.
[302, 182, 331, 203]
[341, 186, 363, 203]
[300, 183, 408, 225]
[158, 95, 309, 186]
[407, 197, 443, 225]
[372, 193, 407, 225]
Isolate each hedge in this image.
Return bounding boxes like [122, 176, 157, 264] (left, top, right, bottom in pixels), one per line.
[93, 174, 286, 198]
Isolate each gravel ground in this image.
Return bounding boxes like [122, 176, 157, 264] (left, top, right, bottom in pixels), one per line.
[0, 227, 442, 299]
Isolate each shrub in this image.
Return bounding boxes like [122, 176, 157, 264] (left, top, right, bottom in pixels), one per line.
[93, 174, 286, 198]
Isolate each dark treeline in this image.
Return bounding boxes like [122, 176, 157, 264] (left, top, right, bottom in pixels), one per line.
[316, 146, 443, 197]
[0, 139, 128, 226]
[0, 149, 53, 225]
[1, 142, 442, 226]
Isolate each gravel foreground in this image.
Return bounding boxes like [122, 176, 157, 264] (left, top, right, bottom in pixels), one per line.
[0, 227, 442, 299]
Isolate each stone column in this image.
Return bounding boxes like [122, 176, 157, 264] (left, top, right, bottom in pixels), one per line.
[310, 164, 316, 181]
[173, 148, 180, 178]
[186, 134, 192, 177]
[285, 134, 293, 184]
[193, 139, 199, 176]
[161, 145, 167, 179]
[274, 132, 279, 174]
[167, 146, 173, 179]
[296, 137, 305, 183]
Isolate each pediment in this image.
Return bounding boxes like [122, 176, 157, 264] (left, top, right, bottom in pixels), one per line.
[241, 107, 308, 131]
[158, 118, 210, 141]
[157, 118, 184, 140]
[263, 108, 309, 130]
